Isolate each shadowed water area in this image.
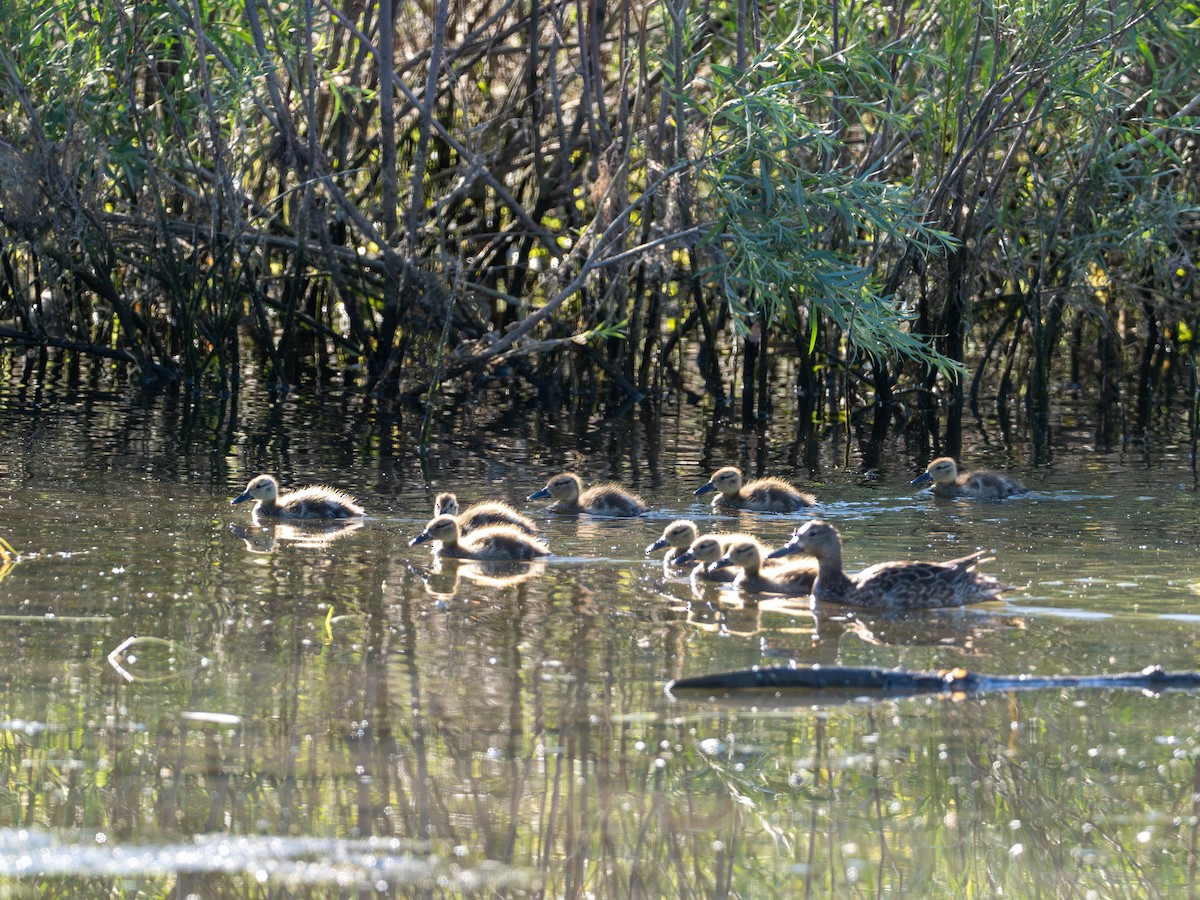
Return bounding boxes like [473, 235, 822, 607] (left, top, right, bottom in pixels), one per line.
[2, 375, 1200, 896]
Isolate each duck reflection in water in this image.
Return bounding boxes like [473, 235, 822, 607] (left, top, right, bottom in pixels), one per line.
[229, 518, 364, 553]
[678, 589, 1021, 670]
[416, 555, 548, 598]
[843, 609, 1026, 654]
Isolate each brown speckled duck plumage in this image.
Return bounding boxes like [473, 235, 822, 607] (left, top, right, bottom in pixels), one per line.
[528, 473, 647, 517]
[911, 457, 1029, 500]
[767, 520, 1006, 610]
[231, 474, 365, 519]
[410, 515, 550, 561]
[694, 466, 816, 512]
[434, 492, 540, 536]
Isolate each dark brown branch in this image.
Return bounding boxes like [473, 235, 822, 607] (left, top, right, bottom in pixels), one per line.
[0, 326, 139, 364]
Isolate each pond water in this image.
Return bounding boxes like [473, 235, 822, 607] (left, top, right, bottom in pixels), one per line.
[1, 374, 1199, 896]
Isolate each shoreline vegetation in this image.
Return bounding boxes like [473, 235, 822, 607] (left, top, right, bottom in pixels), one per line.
[0, 0, 1196, 459]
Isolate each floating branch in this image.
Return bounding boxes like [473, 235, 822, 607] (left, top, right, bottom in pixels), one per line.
[107, 636, 202, 684]
[667, 664, 1200, 706]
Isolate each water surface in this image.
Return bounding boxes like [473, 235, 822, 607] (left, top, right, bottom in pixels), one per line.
[1, 380, 1198, 896]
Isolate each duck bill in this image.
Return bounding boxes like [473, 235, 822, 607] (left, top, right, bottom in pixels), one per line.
[409, 531, 433, 547]
[527, 487, 551, 501]
[231, 491, 252, 505]
[712, 555, 734, 570]
[693, 482, 717, 497]
[646, 538, 669, 553]
[766, 544, 798, 560]
[910, 472, 933, 486]
[674, 551, 695, 566]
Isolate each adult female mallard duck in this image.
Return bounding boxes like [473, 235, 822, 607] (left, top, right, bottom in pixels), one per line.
[527, 473, 647, 517]
[646, 520, 702, 568]
[766, 519, 1006, 610]
[434, 492, 540, 536]
[231, 474, 365, 519]
[674, 532, 762, 584]
[711, 539, 818, 596]
[694, 466, 816, 512]
[911, 457, 1029, 500]
[409, 515, 550, 561]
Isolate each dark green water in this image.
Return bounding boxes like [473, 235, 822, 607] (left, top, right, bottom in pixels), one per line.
[1, 378, 1199, 896]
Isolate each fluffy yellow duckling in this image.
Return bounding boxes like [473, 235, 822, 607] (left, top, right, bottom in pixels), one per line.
[231, 474, 364, 519]
[674, 532, 761, 584]
[409, 515, 550, 561]
[767, 519, 1006, 610]
[694, 466, 816, 512]
[711, 539, 818, 596]
[911, 457, 1029, 500]
[434, 492, 540, 536]
[646, 520, 702, 567]
[527, 472, 647, 517]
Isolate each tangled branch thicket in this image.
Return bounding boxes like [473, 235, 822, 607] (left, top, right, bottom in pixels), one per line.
[0, 0, 1197, 453]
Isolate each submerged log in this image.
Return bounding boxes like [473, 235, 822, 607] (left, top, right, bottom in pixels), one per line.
[667, 664, 1200, 706]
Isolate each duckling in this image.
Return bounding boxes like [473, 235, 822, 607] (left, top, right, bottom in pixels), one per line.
[694, 466, 816, 512]
[766, 519, 1006, 610]
[433, 492, 540, 536]
[646, 520, 702, 568]
[527, 472, 647, 517]
[674, 532, 761, 584]
[911, 457, 1029, 500]
[231, 474, 365, 519]
[409, 515, 550, 561]
[712, 540, 818, 596]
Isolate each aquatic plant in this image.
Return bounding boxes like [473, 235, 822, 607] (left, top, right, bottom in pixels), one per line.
[0, 0, 1194, 454]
